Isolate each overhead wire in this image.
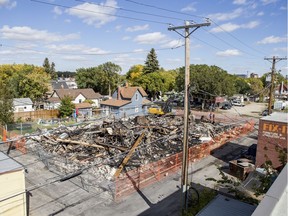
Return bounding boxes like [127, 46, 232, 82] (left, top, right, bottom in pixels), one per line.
[30, 0, 170, 25]
[120, 0, 269, 58]
[75, 0, 184, 22]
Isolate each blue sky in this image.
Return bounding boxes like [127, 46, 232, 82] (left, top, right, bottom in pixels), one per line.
[0, 0, 287, 76]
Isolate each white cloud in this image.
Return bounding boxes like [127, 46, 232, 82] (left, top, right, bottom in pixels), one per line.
[280, 6, 287, 10]
[257, 35, 287, 44]
[134, 32, 167, 44]
[257, 11, 264, 16]
[64, 19, 71, 23]
[273, 47, 287, 52]
[66, 0, 118, 28]
[166, 58, 182, 63]
[0, 25, 79, 43]
[126, 24, 149, 32]
[122, 36, 131, 40]
[233, 0, 246, 5]
[0, 0, 16, 9]
[53, 6, 62, 15]
[210, 21, 259, 33]
[115, 25, 122, 31]
[160, 39, 184, 48]
[181, 3, 197, 12]
[46, 44, 110, 54]
[216, 49, 242, 56]
[133, 49, 144, 52]
[207, 8, 243, 21]
[261, 0, 278, 5]
[62, 56, 86, 61]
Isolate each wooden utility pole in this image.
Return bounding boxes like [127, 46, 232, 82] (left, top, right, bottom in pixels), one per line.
[168, 21, 210, 213]
[264, 56, 287, 115]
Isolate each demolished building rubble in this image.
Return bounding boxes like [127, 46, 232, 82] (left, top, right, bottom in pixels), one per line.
[24, 115, 251, 199]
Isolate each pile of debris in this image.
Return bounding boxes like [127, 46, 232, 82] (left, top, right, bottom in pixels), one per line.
[26, 115, 235, 176]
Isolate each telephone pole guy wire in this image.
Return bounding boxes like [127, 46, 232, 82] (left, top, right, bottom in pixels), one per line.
[168, 21, 211, 213]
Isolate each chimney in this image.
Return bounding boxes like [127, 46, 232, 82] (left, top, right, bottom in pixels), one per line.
[117, 86, 121, 100]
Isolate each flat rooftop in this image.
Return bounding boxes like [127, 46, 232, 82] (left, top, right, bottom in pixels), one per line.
[196, 194, 256, 216]
[261, 112, 288, 123]
[0, 151, 23, 174]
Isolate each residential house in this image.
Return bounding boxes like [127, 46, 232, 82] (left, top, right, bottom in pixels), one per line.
[275, 81, 288, 97]
[46, 89, 102, 110]
[100, 86, 150, 119]
[13, 98, 34, 112]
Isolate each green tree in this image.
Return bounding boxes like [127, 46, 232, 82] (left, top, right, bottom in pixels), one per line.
[58, 96, 75, 118]
[247, 78, 264, 98]
[235, 77, 251, 95]
[75, 62, 121, 95]
[143, 48, 160, 74]
[0, 81, 14, 125]
[133, 70, 177, 99]
[176, 64, 237, 98]
[43, 57, 51, 74]
[126, 64, 143, 84]
[43, 57, 57, 80]
[0, 64, 50, 102]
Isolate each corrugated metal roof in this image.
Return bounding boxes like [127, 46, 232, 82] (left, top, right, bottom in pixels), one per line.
[0, 152, 23, 174]
[13, 98, 33, 106]
[196, 194, 256, 216]
[261, 112, 288, 123]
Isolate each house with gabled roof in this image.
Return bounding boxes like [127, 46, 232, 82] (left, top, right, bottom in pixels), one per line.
[13, 98, 34, 112]
[100, 85, 150, 119]
[46, 89, 102, 111]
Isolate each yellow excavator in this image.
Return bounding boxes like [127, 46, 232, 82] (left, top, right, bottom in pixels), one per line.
[148, 96, 175, 115]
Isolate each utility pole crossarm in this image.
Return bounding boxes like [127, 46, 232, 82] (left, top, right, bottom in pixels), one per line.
[168, 22, 211, 31]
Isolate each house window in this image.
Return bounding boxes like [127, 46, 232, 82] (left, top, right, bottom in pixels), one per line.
[24, 106, 27, 109]
[135, 107, 139, 113]
[135, 93, 138, 101]
[79, 99, 82, 103]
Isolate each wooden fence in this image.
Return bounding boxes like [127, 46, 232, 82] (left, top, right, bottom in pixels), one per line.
[14, 110, 59, 121]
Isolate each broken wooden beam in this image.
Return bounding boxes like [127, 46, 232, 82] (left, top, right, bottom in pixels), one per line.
[56, 139, 105, 149]
[114, 132, 145, 178]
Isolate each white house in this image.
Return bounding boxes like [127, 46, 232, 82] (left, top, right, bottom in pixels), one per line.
[46, 89, 102, 109]
[13, 98, 34, 112]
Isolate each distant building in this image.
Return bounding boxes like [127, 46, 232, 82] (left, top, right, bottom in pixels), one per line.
[235, 74, 247, 79]
[13, 98, 34, 112]
[0, 152, 27, 216]
[46, 89, 102, 109]
[100, 85, 150, 119]
[250, 73, 259, 78]
[256, 112, 288, 169]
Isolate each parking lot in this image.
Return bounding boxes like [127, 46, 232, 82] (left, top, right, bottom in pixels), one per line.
[219, 102, 267, 118]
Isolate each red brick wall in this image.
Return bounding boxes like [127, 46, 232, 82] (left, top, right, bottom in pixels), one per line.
[256, 119, 288, 168]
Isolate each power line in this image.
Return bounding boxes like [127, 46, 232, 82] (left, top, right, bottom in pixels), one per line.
[75, 0, 184, 22]
[1, 43, 184, 57]
[119, 1, 269, 58]
[123, 0, 207, 19]
[209, 20, 269, 57]
[30, 0, 170, 25]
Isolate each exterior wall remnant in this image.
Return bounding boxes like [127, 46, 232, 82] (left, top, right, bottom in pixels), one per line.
[256, 113, 288, 169]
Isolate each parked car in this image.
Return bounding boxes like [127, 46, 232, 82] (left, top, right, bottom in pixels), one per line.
[262, 109, 269, 116]
[221, 102, 232, 110]
[232, 101, 245, 107]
